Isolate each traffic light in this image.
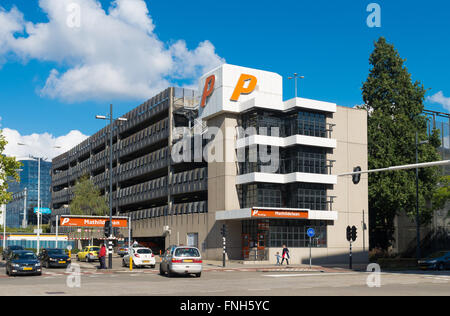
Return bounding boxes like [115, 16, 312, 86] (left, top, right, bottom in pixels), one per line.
[220, 224, 227, 237]
[351, 226, 357, 242]
[346, 226, 351, 242]
[352, 166, 361, 185]
[104, 220, 111, 237]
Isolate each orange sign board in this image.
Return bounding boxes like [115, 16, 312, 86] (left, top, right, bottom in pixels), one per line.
[60, 217, 128, 228]
[251, 209, 308, 219]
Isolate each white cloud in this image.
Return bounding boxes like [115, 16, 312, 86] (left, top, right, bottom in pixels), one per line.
[0, 0, 225, 102]
[2, 128, 89, 160]
[427, 91, 450, 112]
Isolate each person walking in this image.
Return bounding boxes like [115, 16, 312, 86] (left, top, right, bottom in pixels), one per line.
[98, 243, 107, 269]
[275, 252, 282, 266]
[280, 245, 290, 266]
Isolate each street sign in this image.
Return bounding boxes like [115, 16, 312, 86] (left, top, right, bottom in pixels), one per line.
[34, 207, 51, 214]
[307, 228, 315, 269]
[307, 228, 315, 238]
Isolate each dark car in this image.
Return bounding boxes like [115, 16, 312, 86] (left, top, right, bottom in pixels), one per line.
[39, 248, 71, 268]
[5, 250, 42, 276]
[418, 251, 450, 270]
[2, 245, 24, 260]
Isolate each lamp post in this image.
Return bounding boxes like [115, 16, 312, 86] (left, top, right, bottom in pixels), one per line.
[415, 132, 429, 260]
[96, 104, 127, 269]
[288, 73, 305, 98]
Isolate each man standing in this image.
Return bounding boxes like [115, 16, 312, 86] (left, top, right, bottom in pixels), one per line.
[281, 245, 290, 266]
[99, 244, 107, 269]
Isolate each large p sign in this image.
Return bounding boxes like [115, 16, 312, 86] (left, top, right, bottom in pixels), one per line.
[201, 75, 215, 108]
[231, 74, 257, 102]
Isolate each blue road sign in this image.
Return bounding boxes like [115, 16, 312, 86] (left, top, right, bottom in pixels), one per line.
[307, 228, 315, 238]
[34, 207, 51, 214]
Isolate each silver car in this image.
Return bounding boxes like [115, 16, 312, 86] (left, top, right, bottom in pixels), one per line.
[159, 246, 202, 277]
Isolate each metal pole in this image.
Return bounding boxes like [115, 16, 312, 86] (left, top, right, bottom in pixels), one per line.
[56, 215, 58, 248]
[415, 132, 421, 260]
[362, 209, 366, 253]
[222, 224, 226, 268]
[37, 157, 40, 255]
[108, 104, 113, 269]
[309, 236, 312, 269]
[23, 188, 27, 228]
[294, 77, 298, 98]
[349, 241, 353, 270]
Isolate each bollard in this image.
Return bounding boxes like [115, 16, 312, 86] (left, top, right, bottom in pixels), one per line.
[129, 255, 133, 271]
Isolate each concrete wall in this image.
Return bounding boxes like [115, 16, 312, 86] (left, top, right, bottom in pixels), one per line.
[326, 106, 369, 263]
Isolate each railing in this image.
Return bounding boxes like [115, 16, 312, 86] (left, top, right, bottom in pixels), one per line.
[170, 167, 208, 195]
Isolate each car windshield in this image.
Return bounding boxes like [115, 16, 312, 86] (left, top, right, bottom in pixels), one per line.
[90, 247, 100, 252]
[15, 253, 37, 260]
[136, 249, 152, 254]
[10, 246, 24, 250]
[174, 248, 200, 258]
[428, 251, 447, 259]
[47, 249, 66, 255]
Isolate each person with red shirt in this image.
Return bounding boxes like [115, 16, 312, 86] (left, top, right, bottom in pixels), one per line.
[98, 244, 107, 269]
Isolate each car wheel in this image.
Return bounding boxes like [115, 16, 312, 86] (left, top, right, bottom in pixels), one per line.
[159, 265, 165, 276]
[122, 259, 126, 267]
[6, 267, 9, 275]
[195, 273, 201, 278]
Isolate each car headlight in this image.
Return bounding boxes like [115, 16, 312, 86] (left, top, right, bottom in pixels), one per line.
[429, 260, 437, 264]
[35, 263, 41, 267]
[12, 263, 20, 268]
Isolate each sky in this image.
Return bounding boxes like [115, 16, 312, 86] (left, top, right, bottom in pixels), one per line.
[0, 0, 449, 159]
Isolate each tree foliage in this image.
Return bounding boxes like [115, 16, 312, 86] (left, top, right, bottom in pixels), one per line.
[70, 175, 108, 216]
[0, 129, 22, 206]
[432, 175, 450, 216]
[362, 37, 442, 250]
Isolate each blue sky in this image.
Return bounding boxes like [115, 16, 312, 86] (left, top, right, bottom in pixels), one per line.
[0, 0, 449, 158]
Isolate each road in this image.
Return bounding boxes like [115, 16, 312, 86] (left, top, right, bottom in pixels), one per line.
[0, 256, 449, 296]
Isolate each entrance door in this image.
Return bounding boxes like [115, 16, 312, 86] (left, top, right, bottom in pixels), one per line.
[242, 234, 250, 259]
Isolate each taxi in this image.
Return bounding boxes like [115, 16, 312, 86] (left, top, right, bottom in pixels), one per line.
[76, 246, 101, 262]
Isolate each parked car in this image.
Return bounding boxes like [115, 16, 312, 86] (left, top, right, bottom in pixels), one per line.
[76, 246, 100, 262]
[159, 246, 202, 277]
[39, 248, 71, 268]
[122, 247, 156, 268]
[418, 251, 450, 270]
[6, 250, 42, 276]
[116, 245, 129, 257]
[2, 245, 24, 260]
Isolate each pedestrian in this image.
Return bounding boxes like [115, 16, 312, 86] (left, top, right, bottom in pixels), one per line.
[280, 245, 290, 266]
[98, 243, 107, 269]
[275, 252, 281, 265]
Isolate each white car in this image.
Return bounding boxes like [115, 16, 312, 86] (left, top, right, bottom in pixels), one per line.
[122, 247, 156, 268]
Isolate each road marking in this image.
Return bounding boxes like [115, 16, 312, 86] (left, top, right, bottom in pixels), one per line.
[264, 272, 361, 278]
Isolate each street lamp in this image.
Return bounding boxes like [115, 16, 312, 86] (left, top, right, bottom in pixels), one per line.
[288, 73, 305, 98]
[415, 132, 429, 260]
[95, 104, 128, 269]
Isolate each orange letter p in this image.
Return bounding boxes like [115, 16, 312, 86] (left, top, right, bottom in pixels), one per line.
[201, 75, 215, 108]
[230, 74, 257, 102]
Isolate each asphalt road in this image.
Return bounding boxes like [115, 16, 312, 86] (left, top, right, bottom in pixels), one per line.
[0, 257, 449, 296]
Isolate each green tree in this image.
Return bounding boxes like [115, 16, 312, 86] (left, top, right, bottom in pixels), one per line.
[362, 37, 442, 250]
[432, 175, 450, 216]
[70, 175, 108, 216]
[0, 129, 22, 206]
